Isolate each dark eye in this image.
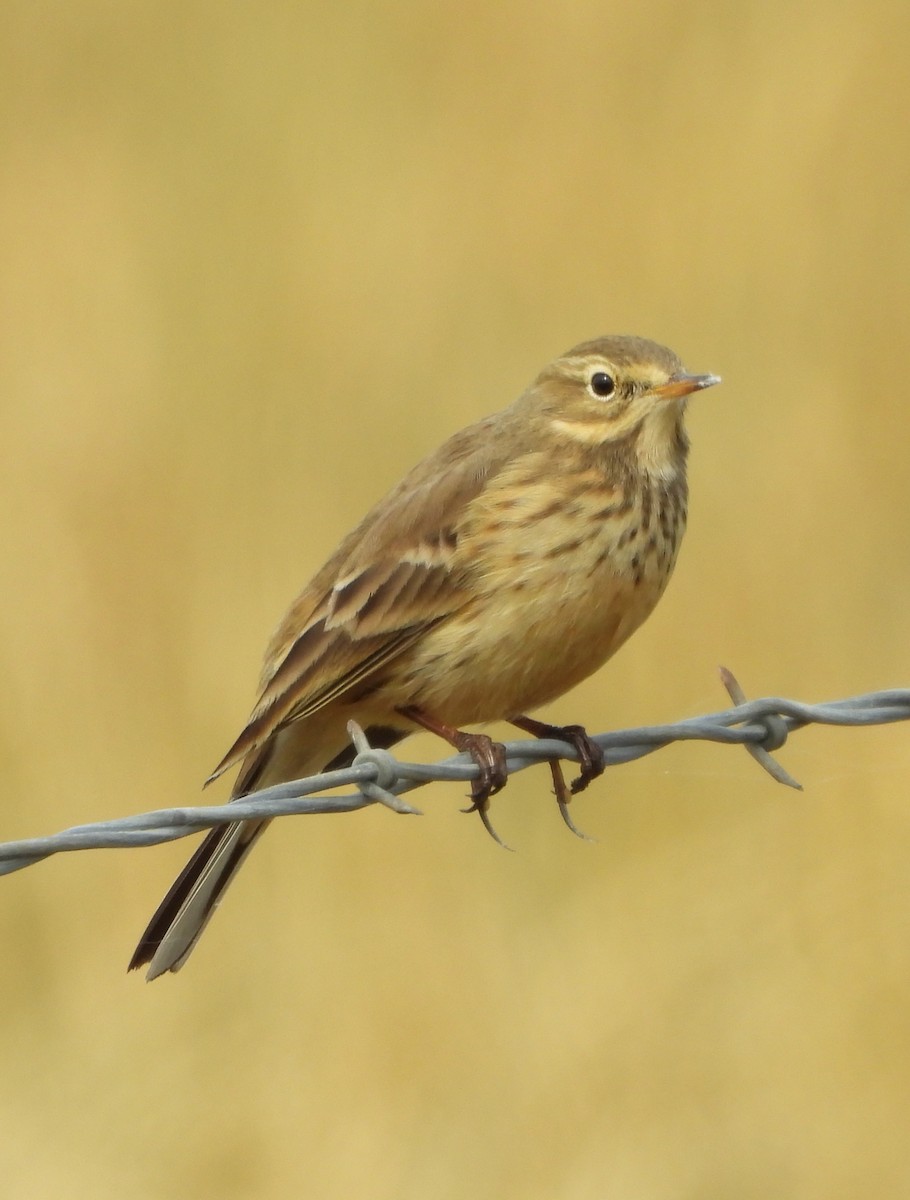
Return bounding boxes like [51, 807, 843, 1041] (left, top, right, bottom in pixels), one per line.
[589, 371, 616, 398]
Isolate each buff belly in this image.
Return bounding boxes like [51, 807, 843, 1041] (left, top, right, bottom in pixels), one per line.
[387, 530, 678, 726]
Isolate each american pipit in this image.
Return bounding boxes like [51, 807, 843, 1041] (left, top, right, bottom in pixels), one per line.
[130, 334, 719, 978]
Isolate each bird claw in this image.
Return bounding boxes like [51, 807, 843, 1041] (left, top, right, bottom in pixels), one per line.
[455, 732, 509, 801]
[548, 760, 595, 842]
[561, 724, 606, 794]
[461, 794, 514, 851]
[455, 733, 513, 850]
[396, 707, 514, 849]
[512, 716, 602, 839]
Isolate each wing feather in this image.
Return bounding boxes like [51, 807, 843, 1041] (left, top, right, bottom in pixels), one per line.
[207, 406, 530, 784]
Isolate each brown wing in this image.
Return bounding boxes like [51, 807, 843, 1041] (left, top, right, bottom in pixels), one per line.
[207, 409, 521, 784]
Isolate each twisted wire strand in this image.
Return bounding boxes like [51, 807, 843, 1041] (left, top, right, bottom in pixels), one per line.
[1, 672, 908, 877]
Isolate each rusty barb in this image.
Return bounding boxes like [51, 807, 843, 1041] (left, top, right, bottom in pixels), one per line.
[1, 671, 908, 877]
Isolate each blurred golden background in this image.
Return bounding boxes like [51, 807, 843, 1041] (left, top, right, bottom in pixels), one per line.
[2, 2, 909, 1196]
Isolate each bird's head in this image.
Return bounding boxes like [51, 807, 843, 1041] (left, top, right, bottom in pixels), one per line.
[529, 335, 720, 480]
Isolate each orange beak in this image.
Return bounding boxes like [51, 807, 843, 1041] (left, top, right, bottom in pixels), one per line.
[654, 371, 721, 400]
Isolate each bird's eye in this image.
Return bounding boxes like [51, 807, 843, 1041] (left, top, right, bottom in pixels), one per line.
[588, 371, 616, 399]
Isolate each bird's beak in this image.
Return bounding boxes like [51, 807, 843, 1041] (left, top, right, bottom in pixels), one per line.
[654, 371, 722, 400]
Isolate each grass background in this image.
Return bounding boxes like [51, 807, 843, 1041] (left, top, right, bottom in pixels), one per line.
[2, 2, 910, 1196]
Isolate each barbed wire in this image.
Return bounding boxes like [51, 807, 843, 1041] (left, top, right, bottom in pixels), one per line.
[1, 670, 908, 876]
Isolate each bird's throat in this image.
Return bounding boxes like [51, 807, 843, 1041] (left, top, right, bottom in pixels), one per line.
[633, 406, 689, 483]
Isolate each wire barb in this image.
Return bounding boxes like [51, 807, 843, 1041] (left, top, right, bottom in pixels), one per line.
[346, 720, 422, 815]
[718, 667, 803, 790]
[1, 676, 908, 876]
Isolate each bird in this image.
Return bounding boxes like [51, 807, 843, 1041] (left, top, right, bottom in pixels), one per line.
[129, 334, 720, 979]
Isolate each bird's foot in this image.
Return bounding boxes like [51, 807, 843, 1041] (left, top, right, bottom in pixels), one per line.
[396, 706, 511, 849]
[511, 717, 604, 841]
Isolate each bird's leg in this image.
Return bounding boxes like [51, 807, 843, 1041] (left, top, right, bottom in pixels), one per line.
[396, 705, 510, 849]
[511, 716, 604, 841]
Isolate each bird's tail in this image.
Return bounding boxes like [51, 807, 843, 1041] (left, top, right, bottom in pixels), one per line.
[128, 817, 269, 980]
[129, 722, 407, 979]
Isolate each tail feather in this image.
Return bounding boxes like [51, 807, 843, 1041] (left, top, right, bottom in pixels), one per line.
[129, 723, 408, 980]
[128, 818, 268, 979]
